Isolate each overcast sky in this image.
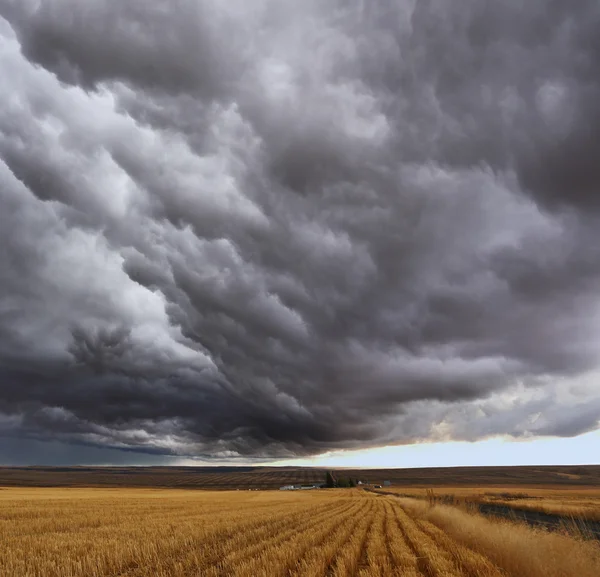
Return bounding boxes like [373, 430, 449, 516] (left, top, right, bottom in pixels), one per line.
[1, 1, 600, 466]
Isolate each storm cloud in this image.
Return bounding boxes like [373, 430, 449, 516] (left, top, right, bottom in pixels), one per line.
[1, 0, 600, 461]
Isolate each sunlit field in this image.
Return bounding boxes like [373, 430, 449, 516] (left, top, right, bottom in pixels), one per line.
[1, 487, 600, 577]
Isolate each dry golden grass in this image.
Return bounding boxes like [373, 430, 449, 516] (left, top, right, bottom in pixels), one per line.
[1, 487, 599, 576]
[399, 497, 600, 577]
[381, 485, 600, 520]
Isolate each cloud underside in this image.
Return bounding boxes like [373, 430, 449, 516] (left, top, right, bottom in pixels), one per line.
[1, 0, 600, 460]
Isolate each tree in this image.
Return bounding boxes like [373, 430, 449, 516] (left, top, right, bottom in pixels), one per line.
[325, 471, 335, 488]
[337, 477, 350, 488]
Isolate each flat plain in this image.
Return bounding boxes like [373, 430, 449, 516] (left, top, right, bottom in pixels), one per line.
[1, 464, 600, 489]
[2, 485, 600, 577]
[2, 466, 600, 576]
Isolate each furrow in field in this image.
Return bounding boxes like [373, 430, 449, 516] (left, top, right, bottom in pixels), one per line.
[218, 498, 369, 577]
[99, 498, 341, 577]
[391, 502, 458, 577]
[354, 511, 375, 576]
[382, 500, 422, 577]
[205, 498, 359, 576]
[321, 497, 376, 577]
[119, 498, 352, 577]
[356, 499, 392, 577]
[412, 517, 505, 577]
[3, 499, 335, 577]
[285, 495, 373, 577]
[0, 500, 285, 539]
[282, 498, 372, 577]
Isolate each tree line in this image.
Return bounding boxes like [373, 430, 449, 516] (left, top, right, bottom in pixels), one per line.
[325, 471, 358, 488]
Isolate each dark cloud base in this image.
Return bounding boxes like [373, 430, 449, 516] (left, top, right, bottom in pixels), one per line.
[0, 437, 179, 466]
[0, 0, 600, 462]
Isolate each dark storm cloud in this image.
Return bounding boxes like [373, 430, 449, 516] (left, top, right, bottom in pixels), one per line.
[0, 0, 245, 98]
[0, 436, 179, 466]
[1, 0, 600, 461]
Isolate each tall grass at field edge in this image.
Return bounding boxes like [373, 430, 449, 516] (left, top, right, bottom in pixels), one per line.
[397, 497, 600, 577]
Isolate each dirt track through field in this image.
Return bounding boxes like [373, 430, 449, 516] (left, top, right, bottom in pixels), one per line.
[475, 502, 600, 539]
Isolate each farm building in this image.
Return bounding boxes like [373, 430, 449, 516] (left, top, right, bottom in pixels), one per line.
[279, 484, 321, 490]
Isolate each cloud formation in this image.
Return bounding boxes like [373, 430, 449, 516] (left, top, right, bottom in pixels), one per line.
[1, 0, 600, 460]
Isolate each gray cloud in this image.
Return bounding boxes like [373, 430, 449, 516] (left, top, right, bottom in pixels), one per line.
[0, 0, 600, 461]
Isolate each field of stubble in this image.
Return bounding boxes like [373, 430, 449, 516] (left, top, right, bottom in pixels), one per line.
[1, 487, 600, 577]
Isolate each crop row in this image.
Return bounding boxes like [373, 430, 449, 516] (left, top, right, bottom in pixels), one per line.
[3, 487, 599, 576]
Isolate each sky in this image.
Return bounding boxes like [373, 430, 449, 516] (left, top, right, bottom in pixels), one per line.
[271, 431, 600, 469]
[0, 1, 600, 467]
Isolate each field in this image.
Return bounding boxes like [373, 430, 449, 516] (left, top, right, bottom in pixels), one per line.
[1, 464, 600, 489]
[381, 485, 600, 521]
[0, 466, 327, 489]
[2, 487, 600, 577]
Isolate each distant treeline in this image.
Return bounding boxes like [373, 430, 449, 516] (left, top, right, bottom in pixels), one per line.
[325, 471, 358, 488]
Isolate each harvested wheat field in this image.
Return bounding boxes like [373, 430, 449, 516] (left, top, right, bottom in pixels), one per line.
[1, 487, 600, 577]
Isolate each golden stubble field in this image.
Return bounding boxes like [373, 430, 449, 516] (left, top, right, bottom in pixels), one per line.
[1, 487, 600, 577]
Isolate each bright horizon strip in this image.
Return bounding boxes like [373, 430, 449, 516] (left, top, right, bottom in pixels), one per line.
[260, 430, 600, 469]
